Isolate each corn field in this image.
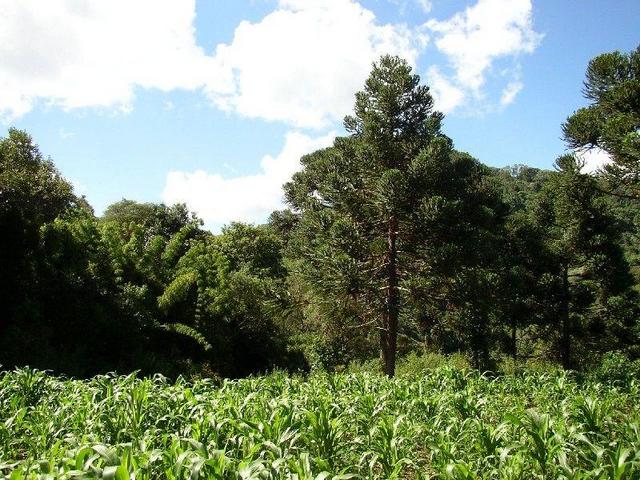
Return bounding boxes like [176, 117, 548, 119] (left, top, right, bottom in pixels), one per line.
[1, 367, 639, 479]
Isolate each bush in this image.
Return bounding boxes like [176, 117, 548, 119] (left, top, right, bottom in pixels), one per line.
[347, 357, 382, 374]
[395, 351, 470, 377]
[590, 351, 640, 387]
[497, 356, 561, 376]
[348, 351, 470, 376]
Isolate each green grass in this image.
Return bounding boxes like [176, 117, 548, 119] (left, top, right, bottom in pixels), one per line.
[0, 367, 639, 479]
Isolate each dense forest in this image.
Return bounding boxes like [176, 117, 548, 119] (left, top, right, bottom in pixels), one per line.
[1, 47, 639, 379]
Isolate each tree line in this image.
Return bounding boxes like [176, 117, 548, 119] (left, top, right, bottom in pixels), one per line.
[1, 47, 638, 378]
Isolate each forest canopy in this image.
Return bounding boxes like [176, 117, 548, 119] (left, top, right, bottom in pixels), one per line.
[1, 48, 639, 378]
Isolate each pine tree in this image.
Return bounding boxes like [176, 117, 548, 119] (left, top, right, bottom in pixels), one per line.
[533, 154, 633, 368]
[563, 46, 640, 197]
[285, 56, 502, 376]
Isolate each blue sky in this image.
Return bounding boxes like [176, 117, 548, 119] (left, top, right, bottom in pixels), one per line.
[2, 0, 638, 231]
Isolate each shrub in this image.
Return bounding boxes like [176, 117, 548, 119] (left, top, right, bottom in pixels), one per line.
[591, 351, 640, 387]
[348, 351, 470, 376]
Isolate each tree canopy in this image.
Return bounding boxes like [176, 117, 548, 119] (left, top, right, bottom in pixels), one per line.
[0, 48, 639, 378]
[563, 46, 640, 197]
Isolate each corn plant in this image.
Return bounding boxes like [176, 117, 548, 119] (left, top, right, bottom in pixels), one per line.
[0, 367, 638, 479]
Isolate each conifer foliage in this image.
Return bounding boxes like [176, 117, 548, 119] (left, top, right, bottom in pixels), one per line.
[285, 56, 503, 376]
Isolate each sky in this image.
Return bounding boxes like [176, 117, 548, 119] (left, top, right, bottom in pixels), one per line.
[1, 0, 638, 231]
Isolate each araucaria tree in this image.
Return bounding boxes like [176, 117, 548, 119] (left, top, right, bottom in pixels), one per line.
[285, 56, 502, 376]
[562, 46, 640, 197]
[532, 154, 633, 368]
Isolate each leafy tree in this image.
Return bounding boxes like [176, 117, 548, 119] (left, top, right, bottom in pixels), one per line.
[102, 199, 201, 239]
[0, 129, 78, 364]
[29, 210, 130, 374]
[285, 56, 503, 375]
[268, 209, 300, 246]
[563, 46, 640, 197]
[0, 133, 211, 376]
[533, 155, 633, 368]
[98, 218, 210, 374]
[0, 129, 76, 296]
[560, 46, 640, 364]
[216, 222, 286, 278]
[158, 224, 299, 376]
[2, 47, 640, 378]
[490, 166, 558, 363]
[158, 237, 229, 349]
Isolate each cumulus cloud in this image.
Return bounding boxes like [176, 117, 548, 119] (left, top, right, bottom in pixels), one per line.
[162, 131, 335, 231]
[0, 0, 539, 122]
[2, 0, 543, 223]
[426, 66, 465, 113]
[500, 80, 523, 106]
[208, 0, 424, 128]
[425, 0, 541, 112]
[0, 0, 424, 127]
[0, 0, 219, 121]
[416, 0, 433, 14]
[576, 147, 613, 174]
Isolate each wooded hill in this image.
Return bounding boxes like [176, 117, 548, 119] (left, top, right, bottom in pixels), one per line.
[1, 47, 639, 378]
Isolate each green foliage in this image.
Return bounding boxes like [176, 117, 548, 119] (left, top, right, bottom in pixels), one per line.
[0, 129, 297, 378]
[2, 48, 640, 380]
[563, 46, 640, 197]
[1, 367, 639, 479]
[0, 129, 78, 363]
[349, 352, 471, 377]
[530, 154, 634, 368]
[394, 351, 470, 377]
[158, 323, 213, 352]
[102, 199, 202, 238]
[285, 56, 505, 375]
[590, 351, 640, 387]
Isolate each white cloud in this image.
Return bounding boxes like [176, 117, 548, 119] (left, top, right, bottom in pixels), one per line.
[0, 0, 425, 127]
[0, 0, 219, 121]
[0, 0, 539, 123]
[70, 178, 87, 196]
[416, 0, 433, 14]
[162, 131, 335, 231]
[426, 66, 465, 113]
[207, 0, 424, 128]
[425, 0, 541, 112]
[500, 80, 523, 106]
[576, 147, 612, 174]
[59, 127, 74, 140]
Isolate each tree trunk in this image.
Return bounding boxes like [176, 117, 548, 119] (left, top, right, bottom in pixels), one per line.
[382, 215, 399, 378]
[379, 321, 388, 371]
[511, 315, 517, 364]
[560, 263, 571, 369]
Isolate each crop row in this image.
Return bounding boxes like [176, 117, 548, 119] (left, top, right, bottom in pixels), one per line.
[0, 367, 639, 479]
